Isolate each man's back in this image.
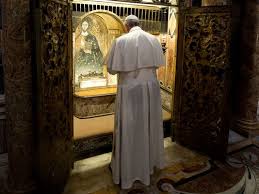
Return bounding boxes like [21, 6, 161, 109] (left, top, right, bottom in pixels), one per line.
[107, 26, 164, 72]
[117, 27, 157, 45]
[107, 15, 165, 190]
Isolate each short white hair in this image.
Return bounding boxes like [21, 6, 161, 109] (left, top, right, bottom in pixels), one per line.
[125, 15, 139, 25]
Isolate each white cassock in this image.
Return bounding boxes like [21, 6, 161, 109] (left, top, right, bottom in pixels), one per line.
[106, 26, 165, 189]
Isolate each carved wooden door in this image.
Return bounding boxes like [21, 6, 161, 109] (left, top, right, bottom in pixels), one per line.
[173, 7, 231, 159]
[34, 0, 73, 193]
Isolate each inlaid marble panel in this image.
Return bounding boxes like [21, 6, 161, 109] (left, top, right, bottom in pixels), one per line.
[161, 88, 172, 112]
[74, 94, 116, 118]
[74, 88, 171, 118]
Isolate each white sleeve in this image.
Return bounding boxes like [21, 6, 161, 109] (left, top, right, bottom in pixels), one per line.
[106, 40, 119, 75]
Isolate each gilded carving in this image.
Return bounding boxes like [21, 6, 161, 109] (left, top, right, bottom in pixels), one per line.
[40, 0, 71, 137]
[3, 0, 36, 192]
[37, 0, 73, 192]
[174, 10, 231, 158]
[184, 13, 230, 69]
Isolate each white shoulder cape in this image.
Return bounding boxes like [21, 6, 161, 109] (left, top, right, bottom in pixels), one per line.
[106, 27, 165, 74]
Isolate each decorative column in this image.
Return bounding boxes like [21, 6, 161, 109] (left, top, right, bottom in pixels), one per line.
[233, 0, 259, 136]
[3, 0, 36, 193]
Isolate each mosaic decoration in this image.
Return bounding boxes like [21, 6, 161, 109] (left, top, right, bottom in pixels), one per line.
[72, 7, 178, 121]
[74, 14, 106, 84]
[73, 11, 125, 89]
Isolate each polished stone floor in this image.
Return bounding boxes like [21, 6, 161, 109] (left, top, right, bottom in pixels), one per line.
[1, 132, 258, 194]
[63, 134, 259, 194]
[63, 138, 210, 194]
[228, 130, 246, 145]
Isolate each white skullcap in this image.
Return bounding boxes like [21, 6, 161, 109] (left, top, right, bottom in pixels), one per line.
[125, 15, 139, 22]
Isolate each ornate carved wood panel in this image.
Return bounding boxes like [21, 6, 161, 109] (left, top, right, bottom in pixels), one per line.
[34, 0, 73, 193]
[3, 0, 37, 193]
[174, 7, 231, 159]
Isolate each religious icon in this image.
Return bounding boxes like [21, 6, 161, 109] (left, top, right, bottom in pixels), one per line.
[73, 11, 125, 89]
[74, 17, 104, 84]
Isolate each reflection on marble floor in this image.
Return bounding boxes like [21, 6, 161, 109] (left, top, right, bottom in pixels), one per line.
[228, 130, 246, 145]
[63, 138, 209, 194]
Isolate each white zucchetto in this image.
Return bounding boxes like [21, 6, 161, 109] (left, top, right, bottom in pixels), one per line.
[125, 15, 139, 22]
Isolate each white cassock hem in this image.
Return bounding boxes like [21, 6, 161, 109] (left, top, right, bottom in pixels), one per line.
[110, 69, 165, 189]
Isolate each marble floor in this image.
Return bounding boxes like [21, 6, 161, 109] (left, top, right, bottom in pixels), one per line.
[228, 130, 247, 145]
[63, 138, 210, 194]
[1, 132, 258, 194]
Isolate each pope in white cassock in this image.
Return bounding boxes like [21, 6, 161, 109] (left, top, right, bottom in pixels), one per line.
[106, 15, 165, 189]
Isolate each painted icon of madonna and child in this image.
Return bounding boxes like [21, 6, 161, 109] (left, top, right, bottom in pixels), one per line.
[74, 17, 104, 86]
